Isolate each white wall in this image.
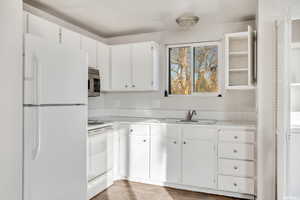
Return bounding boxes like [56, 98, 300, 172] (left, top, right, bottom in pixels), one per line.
[89, 21, 256, 119]
[0, 0, 23, 200]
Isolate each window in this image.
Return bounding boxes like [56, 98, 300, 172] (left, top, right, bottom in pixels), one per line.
[168, 42, 220, 95]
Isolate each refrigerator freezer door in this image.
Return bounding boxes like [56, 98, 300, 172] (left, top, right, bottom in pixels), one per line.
[24, 34, 88, 105]
[24, 106, 87, 200]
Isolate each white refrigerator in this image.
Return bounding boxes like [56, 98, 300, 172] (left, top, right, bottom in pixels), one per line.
[23, 34, 88, 200]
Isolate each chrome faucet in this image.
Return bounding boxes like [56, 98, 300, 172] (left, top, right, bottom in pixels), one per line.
[186, 110, 197, 121]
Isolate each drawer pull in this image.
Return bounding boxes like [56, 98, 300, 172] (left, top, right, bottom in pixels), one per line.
[234, 136, 238, 139]
[173, 141, 177, 144]
[233, 149, 238, 153]
[233, 183, 238, 187]
[143, 139, 147, 142]
[183, 141, 186, 144]
[233, 166, 238, 170]
[130, 129, 133, 133]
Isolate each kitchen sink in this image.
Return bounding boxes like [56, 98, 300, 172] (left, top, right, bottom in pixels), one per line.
[176, 119, 217, 125]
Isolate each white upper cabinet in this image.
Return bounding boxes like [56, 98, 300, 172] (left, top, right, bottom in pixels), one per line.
[60, 28, 81, 49]
[111, 44, 132, 90]
[81, 36, 97, 67]
[27, 13, 60, 43]
[225, 26, 255, 90]
[110, 41, 159, 91]
[97, 42, 111, 91]
[182, 126, 217, 189]
[132, 42, 158, 90]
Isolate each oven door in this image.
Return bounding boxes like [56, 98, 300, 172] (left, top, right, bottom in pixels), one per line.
[87, 128, 113, 181]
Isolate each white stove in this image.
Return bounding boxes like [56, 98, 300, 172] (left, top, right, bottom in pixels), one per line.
[87, 122, 114, 199]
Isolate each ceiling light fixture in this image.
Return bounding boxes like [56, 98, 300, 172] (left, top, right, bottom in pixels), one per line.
[176, 15, 200, 29]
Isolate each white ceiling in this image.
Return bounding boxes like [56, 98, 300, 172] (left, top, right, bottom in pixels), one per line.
[24, 0, 257, 38]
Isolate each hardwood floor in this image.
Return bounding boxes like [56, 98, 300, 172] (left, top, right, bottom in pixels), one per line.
[91, 180, 242, 200]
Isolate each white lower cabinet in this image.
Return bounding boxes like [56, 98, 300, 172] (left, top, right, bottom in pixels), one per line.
[128, 135, 150, 179]
[182, 127, 217, 189]
[119, 124, 150, 179]
[217, 127, 256, 196]
[118, 123, 256, 199]
[119, 125, 130, 177]
[218, 175, 254, 194]
[218, 159, 255, 177]
[182, 140, 217, 188]
[150, 125, 181, 183]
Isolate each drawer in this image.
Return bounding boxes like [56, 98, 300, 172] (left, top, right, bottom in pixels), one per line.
[219, 129, 255, 143]
[218, 143, 255, 160]
[182, 126, 217, 140]
[218, 159, 255, 177]
[129, 124, 150, 136]
[218, 175, 255, 195]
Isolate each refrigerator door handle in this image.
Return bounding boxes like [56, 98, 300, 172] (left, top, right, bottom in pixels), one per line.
[32, 108, 41, 160]
[32, 53, 39, 105]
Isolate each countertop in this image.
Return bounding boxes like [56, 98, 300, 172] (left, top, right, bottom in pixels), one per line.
[87, 116, 256, 130]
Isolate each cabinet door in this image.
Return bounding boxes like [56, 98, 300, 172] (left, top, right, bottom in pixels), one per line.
[27, 13, 60, 43]
[150, 125, 181, 183]
[182, 139, 217, 188]
[132, 42, 154, 90]
[97, 42, 110, 90]
[81, 36, 97, 67]
[128, 135, 150, 179]
[119, 124, 150, 179]
[60, 28, 81, 49]
[119, 125, 130, 177]
[111, 44, 131, 90]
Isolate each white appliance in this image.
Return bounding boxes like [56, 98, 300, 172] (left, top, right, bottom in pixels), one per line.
[87, 126, 114, 199]
[23, 34, 88, 200]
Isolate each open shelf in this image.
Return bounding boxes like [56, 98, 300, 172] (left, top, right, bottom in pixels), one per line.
[291, 42, 300, 49]
[229, 51, 248, 55]
[291, 48, 300, 84]
[229, 68, 248, 72]
[228, 70, 249, 86]
[292, 20, 300, 44]
[225, 26, 255, 90]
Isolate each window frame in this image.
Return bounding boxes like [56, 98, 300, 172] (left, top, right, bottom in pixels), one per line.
[166, 42, 222, 96]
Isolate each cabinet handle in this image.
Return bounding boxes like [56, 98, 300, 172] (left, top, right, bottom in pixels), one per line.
[233, 149, 238, 153]
[173, 141, 177, 144]
[233, 183, 238, 187]
[130, 129, 133, 133]
[234, 136, 238, 139]
[183, 141, 186, 144]
[233, 166, 238, 170]
[132, 85, 136, 88]
[143, 139, 147, 142]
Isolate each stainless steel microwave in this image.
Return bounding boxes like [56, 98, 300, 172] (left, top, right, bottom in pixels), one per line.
[88, 68, 100, 97]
